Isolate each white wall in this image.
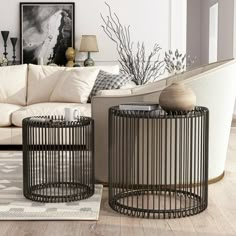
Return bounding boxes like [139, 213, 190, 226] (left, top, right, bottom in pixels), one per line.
[0, 0, 186, 65]
[187, 0, 236, 114]
[217, 0, 236, 114]
[187, 0, 209, 66]
[170, 0, 187, 53]
[218, 0, 234, 60]
[188, 0, 235, 64]
[187, 0, 201, 67]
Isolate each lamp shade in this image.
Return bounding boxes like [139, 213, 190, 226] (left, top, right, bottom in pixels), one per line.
[79, 35, 99, 52]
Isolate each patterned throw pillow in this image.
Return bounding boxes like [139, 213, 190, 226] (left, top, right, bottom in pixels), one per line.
[89, 70, 133, 100]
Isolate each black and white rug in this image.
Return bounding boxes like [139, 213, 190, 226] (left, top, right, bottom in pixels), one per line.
[0, 151, 103, 220]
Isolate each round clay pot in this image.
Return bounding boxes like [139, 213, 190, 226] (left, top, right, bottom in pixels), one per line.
[159, 82, 196, 112]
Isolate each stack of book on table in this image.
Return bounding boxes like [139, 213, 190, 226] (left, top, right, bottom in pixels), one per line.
[119, 102, 159, 111]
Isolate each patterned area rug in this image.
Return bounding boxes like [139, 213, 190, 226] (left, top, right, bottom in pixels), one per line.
[0, 151, 103, 220]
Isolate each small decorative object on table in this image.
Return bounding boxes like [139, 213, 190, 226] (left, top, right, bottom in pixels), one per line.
[159, 82, 196, 112]
[64, 107, 80, 121]
[1, 31, 9, 62]
[79, 35, 99, 66]
[65, 47, 75, 67]
[10, 37, 17, 65]
[22, 116, 94, 203]
[109, 105, 209, 218]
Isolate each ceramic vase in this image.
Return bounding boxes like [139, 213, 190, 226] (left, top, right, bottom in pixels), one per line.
[65, 47, 75, 67]
[159, 82, 196, 112]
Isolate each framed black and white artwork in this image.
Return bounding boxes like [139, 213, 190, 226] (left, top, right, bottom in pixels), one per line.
[20, 2, 75, 65]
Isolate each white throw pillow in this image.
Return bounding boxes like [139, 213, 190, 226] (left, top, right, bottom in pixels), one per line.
[27, 64, 65, 105]
[50, 68, 99, 103]
[0, 64, 27, 106]
[27, 64, 120, 104]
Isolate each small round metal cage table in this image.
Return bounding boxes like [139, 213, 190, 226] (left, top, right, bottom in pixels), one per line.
[108, 106, 209, 218]
[22, 116, 94, 203]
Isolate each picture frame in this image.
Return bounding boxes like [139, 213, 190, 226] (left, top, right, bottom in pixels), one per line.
[20, 2, 75, 66]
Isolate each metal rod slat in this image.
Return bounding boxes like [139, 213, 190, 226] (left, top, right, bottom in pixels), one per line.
[22, 116, 94, 203]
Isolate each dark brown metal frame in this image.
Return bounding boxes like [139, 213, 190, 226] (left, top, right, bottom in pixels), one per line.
[108, 106, 209, 218]
[0, 145, 22, 151]
[22, 116, 94, 203]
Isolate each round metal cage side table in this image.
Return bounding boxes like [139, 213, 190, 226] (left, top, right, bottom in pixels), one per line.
[22, 116, 94, 203]
[108, 106, 209, 219]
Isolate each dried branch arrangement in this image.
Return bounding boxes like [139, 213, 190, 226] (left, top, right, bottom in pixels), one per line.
[164, 49, 186, 75]
[164, 49, 195, 75]
[101, 2, 165, 85]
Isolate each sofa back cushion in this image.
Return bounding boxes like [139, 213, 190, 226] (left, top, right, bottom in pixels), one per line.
[0, 64, 28, 106]
[27, 64, 65, 105]
[27, 64, 120, 105]
[50, 68, 100, 103]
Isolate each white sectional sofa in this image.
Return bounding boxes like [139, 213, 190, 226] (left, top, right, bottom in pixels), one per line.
[0, 59, 236, 185]
[0, 63, 120, 145]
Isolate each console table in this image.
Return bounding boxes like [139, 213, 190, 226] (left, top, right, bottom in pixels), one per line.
[22, 116, 94, 203]
[108, 106, 209, 218]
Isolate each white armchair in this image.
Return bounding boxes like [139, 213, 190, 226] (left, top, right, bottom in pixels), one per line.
[92, 59, 236, 183]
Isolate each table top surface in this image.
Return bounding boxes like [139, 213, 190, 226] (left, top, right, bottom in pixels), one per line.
[110, 105, 209, 119]
[22, 116, 93, 128]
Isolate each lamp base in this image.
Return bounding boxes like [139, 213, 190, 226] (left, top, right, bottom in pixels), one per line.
[84, 58, 94, 67]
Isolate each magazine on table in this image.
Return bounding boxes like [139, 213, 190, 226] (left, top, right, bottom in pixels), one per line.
[119, 102, 159, 111]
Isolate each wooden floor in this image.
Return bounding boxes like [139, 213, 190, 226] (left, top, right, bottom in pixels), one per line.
[0, 128, 236, 235]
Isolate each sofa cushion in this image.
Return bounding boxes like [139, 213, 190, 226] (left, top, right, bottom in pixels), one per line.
[27, 64, 120, 105]
[89, 70, 133, 100]
[0, 64, 27, 106]
[50, 68, 99, 103]
[0, 103, 22, 127]
[27, 64, 65, 105]
[12, 103, 91, 127]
